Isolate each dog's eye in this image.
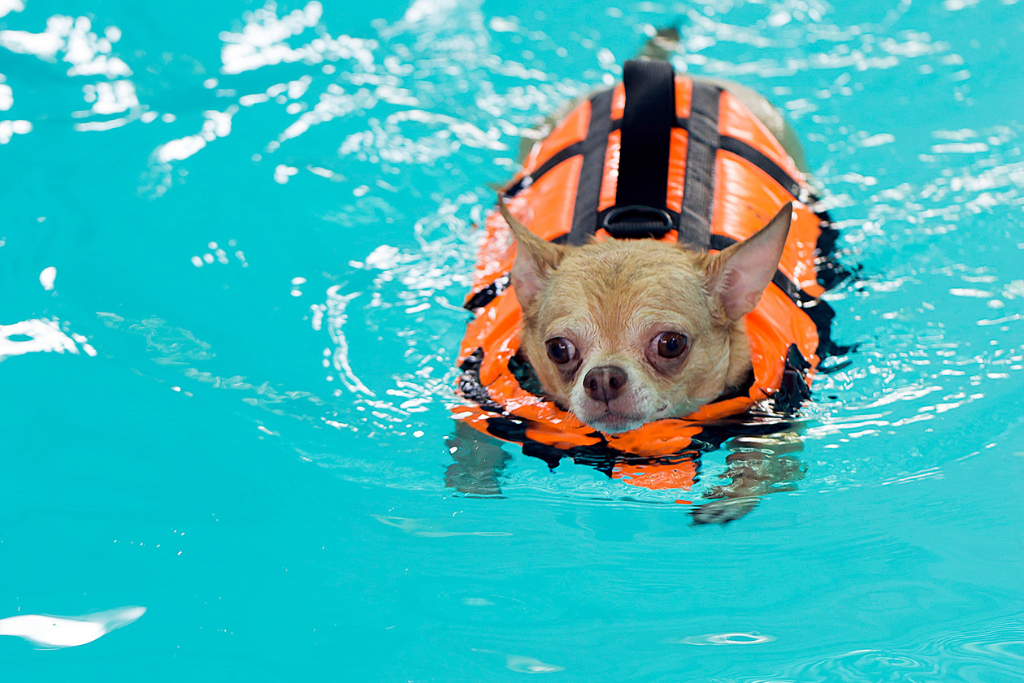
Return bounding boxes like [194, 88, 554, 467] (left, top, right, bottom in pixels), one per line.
[655, 332, 689, 359]
[545, 337, 576, 365]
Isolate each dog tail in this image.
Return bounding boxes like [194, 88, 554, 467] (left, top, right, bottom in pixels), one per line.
[636, 26, 681, 62]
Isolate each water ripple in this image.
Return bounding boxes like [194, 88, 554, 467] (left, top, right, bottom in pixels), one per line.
[748, 616, 1024, 683]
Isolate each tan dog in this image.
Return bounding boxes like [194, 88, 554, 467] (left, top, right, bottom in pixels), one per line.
[445, 38, 831, 523]
[498, 198, 793, 434]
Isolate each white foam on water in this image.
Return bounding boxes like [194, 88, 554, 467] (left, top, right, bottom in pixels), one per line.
[81, 80, 138, 116]
[1, 13, 137, 136]
[0, 22, 65, 59]
[0, 606, 146, 649]
[74, 116, 131, 132]
[273, 164, 298, 183]
[0, 318, 78, 360]
[154, 106, 237, 163]
[505, 655, 565, 673]
[0, 15, 130, 78]
[0, 82, 12, 111]
[219, 1, 324, 74]
[0, 118, 31, 143]
[676, 632, 777, 646]
[0, 0, 25, 19]
[157, 135, 207, 162]
[39, 266, 56, 290]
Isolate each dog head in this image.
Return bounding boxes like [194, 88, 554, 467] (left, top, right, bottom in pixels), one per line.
[499, 199, 793, 433]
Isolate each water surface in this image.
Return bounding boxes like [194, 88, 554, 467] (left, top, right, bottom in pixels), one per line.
[2, 0, 1024, 679]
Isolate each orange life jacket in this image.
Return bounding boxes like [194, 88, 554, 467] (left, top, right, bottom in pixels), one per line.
[454, 60, 844, 494]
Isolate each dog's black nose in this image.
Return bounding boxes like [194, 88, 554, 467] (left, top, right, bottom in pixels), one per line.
[583, 366, 628, 403]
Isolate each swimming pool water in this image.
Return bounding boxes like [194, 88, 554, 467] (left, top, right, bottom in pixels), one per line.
[2, 0, 1024, 679]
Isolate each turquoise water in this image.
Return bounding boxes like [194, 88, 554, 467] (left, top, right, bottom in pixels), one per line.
[3, 0, 1024, 678]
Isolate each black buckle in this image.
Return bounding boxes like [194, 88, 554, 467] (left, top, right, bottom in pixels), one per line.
[601, 205, 674, 239]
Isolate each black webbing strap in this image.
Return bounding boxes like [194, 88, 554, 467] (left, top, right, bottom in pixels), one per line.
[603, 59, 676, 239]
[504, 141, 584, 198]
[567, 89, 614, 246]
[678, 82, 722, 249]
[719, 136, 809, 202]
[505, 124, 818, 208]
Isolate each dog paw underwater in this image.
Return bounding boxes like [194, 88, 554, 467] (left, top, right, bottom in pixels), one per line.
[448, 57, 850, 524]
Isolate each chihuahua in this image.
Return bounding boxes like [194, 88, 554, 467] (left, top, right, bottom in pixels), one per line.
[445, 34, 836, 523]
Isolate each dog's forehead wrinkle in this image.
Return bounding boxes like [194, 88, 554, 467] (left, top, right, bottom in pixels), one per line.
[536, 242, 717, 349]
[541, 312, 599, 342]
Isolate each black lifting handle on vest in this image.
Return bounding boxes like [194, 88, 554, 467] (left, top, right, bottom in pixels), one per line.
[600, 59, 678, 240]
[601, 205, 673, 239]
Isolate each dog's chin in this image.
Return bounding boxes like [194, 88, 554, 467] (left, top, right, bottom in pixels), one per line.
[580, 410, 647, 434]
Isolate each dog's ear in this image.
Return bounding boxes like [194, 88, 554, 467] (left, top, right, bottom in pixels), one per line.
[497, 195, 566, 311]
[703, 202, 792, 321]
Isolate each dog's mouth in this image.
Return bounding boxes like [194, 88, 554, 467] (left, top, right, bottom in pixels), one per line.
[585, 409, 647, 434]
